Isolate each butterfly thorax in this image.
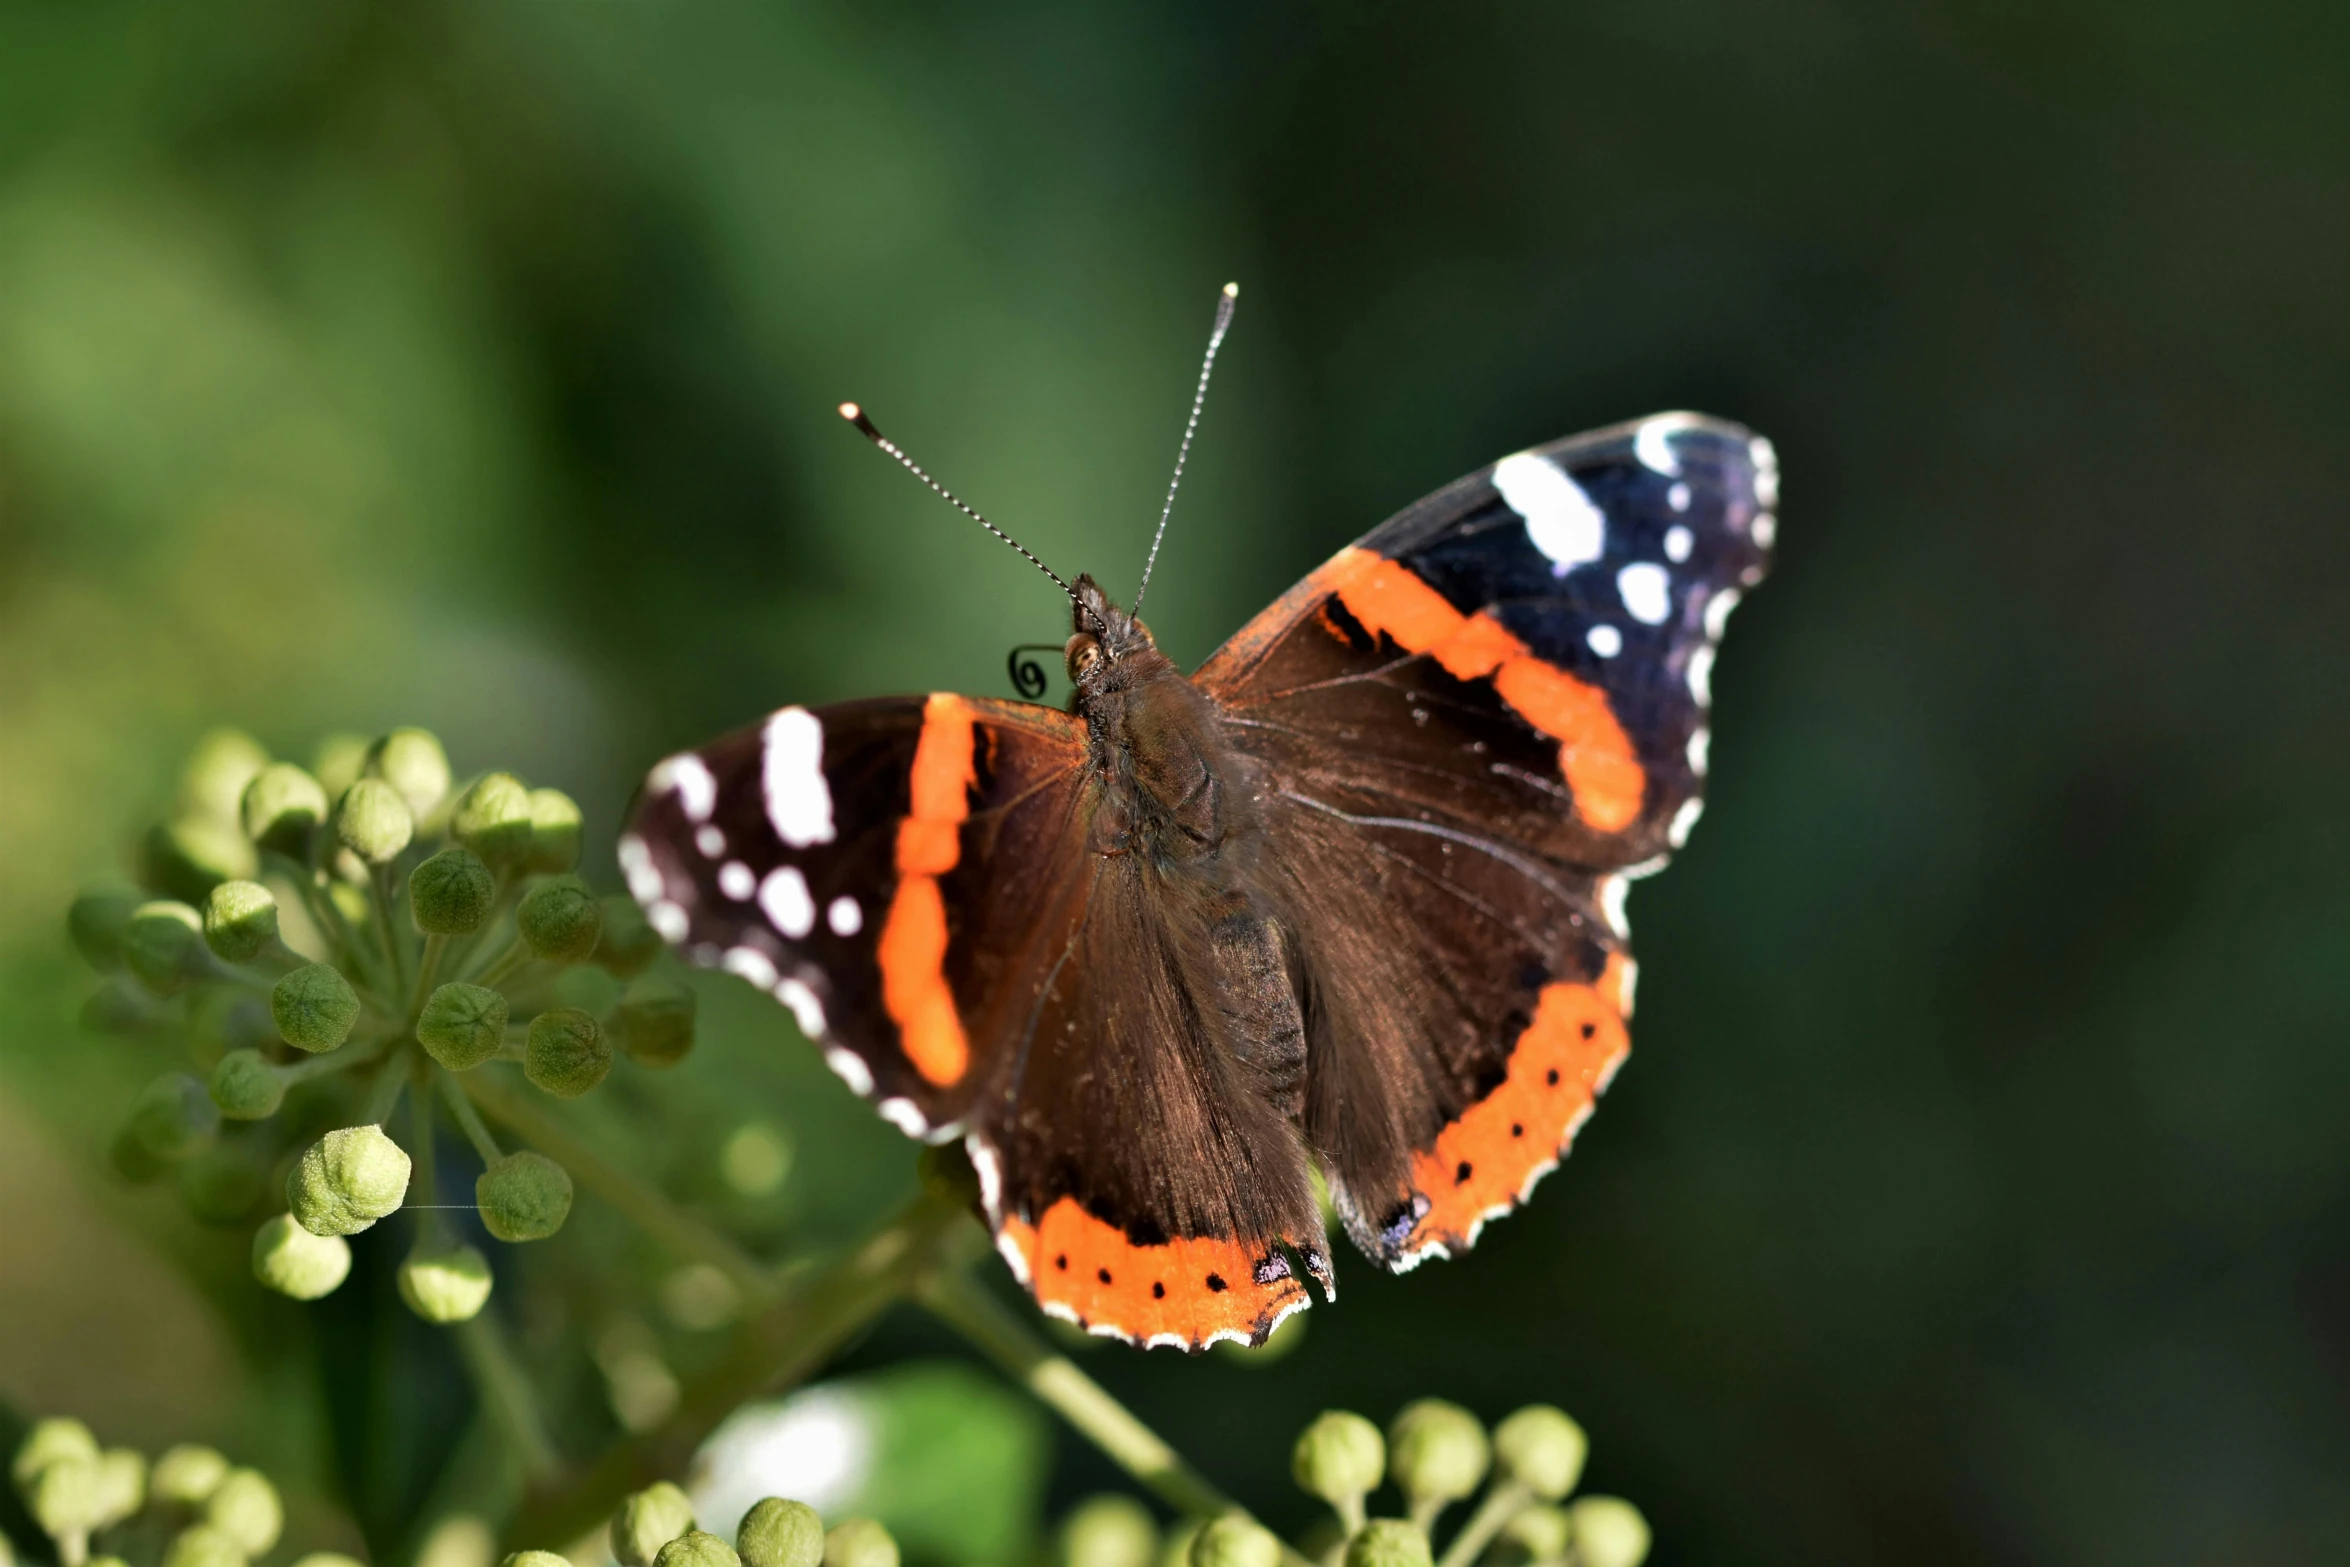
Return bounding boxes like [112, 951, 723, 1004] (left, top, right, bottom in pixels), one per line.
[1066, 574, 1249, 868]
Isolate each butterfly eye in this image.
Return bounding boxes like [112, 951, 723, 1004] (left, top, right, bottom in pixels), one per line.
[1064, 634, 1102, 679]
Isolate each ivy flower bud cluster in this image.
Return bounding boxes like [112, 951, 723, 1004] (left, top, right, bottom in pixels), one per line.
[605, 1482, 891, 1567]
[1044, 1399, 1651, 1567]
[6, 1416, 347, 1567]
[65, 726, 699, 1327]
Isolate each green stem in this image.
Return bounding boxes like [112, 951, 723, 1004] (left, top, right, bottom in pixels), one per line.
[277, 1033, 392, 1086]
[264, 848, 383, 993]
[458, 1312, 561, 1483]
[362, 1047, 411, 1125]
[504, 1187, 977, 1551]
[472, 937, 532, 991]
[370, 863, 412, 1000]
[1435, 1481, 1534, 1567]
[439, 1073, 505, 1164]
[918, 1264, 1284, 1542]
[411, 1079, 446, 1246]
[408, 932, 450, 1018]
[456, 1071, 773, 1301]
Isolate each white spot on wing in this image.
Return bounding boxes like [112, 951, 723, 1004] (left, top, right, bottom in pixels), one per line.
[650, 753, 718, 824]
[1668, 481, 1691, 513]
[1616, 562, 1673, 626]
[695, 824, 726, 859]
[779, 979, 827, 1039]
[618, 834, 665, 905]
[1586, 624, 1622, 658]
[759, 867, 815, 938]
[762, 707, 836, 848]
[1750, 436, 1780, 508]
[723, 946, 779, 991]
[1493, 453, 1606, 573]
[1688, 644, 1716, 706]
[1634, 418, 1683, 476]
[827, 896, 862, 936]
[718, 861, 755, 901]
[1688, 727, 1711, 774]
[967, 1135, 1005, 1221]
[1668, 797, 1705, 848]
[822, 1044, 869, 1091]
[1599, 875, 1630, 939]
[1620, 957, 1639, 1018]
[649, 900, 689, 942]
[1753, 511, 1778, 549]
[1704, 587, 1743, 641]
[876, 1098, 928, 1138]
[1664, 524, 1693, 562]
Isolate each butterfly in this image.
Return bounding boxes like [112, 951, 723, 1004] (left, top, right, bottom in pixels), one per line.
[619, 286, 1775, 1349]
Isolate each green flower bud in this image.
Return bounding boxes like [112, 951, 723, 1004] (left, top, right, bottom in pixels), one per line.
[295, 1557, 369, 1567]
[399, 1242, 494, 1323]
[1492, 1406, 1586, 1502]
[1156, 1522, 1201, 1567]
[202, 881, 279, 964]
[368, 728, 452, 818]
[502, 1556, 573, 1567]
[128, 1072, 221, 1160]
[190, 986, 276, 1055]
[1496, 1506, 1569, 1564]
[1565, 1499, 1648, 1567]
[144, 817, 257, 905]
[593, 894, 663, 976]
[92, 1448, 147, 1529]
[110, 1119, 168, 1183]
[1342, 1522, 1429, 1567]
[525, 1007, 609, 1098]
[1058, 1495, 1156, 1567]
[203, 1467, 281, 1556]
[518, 876, 602, 963]
[417, 983, 508, 1071]
[152, 1444, 231, 1505]
[271, 963, 360, 1053]
[1187, 1517, 1277, 1567]
[657, 1532, 741, 1567]
[334, 779, 413, 865]
[452, 773, 535, 870]
[252, 1214, 350, 1299]
[410, 848, 495, 936]
[179, 1142, 267, 1226]
[288, 1124, 411, 1236]
[91, 1555, 130, 1567]
[82, 977, 171, 1035]
[737, 1499, 825, 1567]
[209, 1051, 285, 1120]
[28, 1455, 103, 1538]
[162, 1524, 245, 1567]
[68, 891, 142, 970]
[313, 734, 370, 800]
[1387, 1400, 1489, 1515]
[125, 901, 206, 993]
[1292, 1411, 1384, 1515]
[527, 789, 584, 874]
[617, 974, 698, 1068]
[476, 1151, 572, 1242]
[12, 1416, 99, 1484]
[821, 1520, 896, 1567]
[241, 765, 329, 854]
[611, 1481, 696, 1567]
[179, 729, 271, 822]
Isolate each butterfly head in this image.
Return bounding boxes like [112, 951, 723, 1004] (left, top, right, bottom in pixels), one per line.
[1065, 573, 1158, 688]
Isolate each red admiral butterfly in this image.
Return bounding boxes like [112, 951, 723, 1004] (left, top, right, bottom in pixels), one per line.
[620, 287, 1775, 1350]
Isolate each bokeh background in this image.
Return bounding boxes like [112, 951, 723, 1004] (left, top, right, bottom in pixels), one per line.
[5, 4, 2350, 1564]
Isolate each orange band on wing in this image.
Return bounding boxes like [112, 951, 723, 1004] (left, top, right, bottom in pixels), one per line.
[1405, 954, 1632, 1254]
[877, 694, 978, 1086]
[996, 1198, 1308, 1349]
[1322, 548, 1644, 832]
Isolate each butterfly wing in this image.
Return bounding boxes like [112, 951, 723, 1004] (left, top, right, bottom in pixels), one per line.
[1200, 412, 1775, 1266]
[620, 693, 1323, 1347]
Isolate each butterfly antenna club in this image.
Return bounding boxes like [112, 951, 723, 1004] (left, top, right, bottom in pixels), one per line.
[1130, 280, 1239, 617]
[838, 400, 1100, 629]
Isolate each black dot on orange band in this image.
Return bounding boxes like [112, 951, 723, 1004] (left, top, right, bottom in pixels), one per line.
[1055, 1254, 1068, 1270]
[1546, 1068, 1561, 1085]
[1511, 1123, 1524, 1137]
[1580, 1022, 1596, 1039]
[1205, 1273, 1228, 1292]
[1097, 1267, 1113, 1284]
[1455, 1161, 1474, 1184]
[1151, 1281, 1166, 1299]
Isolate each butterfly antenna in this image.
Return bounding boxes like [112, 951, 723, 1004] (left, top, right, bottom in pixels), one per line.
[838, 401, 1099, 629]
[1130, 280, 1238, 617]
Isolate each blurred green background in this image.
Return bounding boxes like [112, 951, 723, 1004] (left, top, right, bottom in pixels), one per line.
[5, 3, 2349, 1564]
